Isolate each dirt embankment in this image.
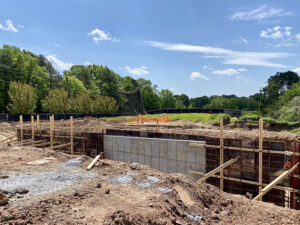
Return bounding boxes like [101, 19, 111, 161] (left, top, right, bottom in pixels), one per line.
[0, 146, 299, 225]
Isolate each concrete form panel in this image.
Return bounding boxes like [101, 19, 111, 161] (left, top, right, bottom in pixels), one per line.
[130, 153, 138, 163]
[145, 139, 152, 156]
[104, 135, 205, 178]
[152, 157, 160, 170]
[151, 140, 160, 157]
[145, 156, 152, 167]
[119, 151, 125, 161]
[112, 150, 119, 161]
[124, 152, 131, 162]
[160, 158, 168, 173]
[160, 140, 168, 159]
[176, 161, 186, 174]
[167, 159, 176, 173]
[176, 141, 186, 162]
[138, 154, 145, 164]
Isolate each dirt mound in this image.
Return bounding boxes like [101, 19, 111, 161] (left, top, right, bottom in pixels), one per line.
[0, 192, 8, 206]
[0, 146, 299, 225]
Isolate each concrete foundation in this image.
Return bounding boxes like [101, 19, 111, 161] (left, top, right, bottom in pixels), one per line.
[104, 135, 206, 178]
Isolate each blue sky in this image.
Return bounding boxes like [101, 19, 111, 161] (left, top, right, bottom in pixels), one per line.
[0, 0, 300, 98]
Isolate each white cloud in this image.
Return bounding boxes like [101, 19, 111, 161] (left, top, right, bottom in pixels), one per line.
[84, 61, 91, 66]
[213, 68, 247, 75]
[260, 26, 292, 39]
[46, 55, 73, 71]
[203, 65, 208, 69]
[237, 68, 247, 72]
[230, 5, 293, 21]
[296, 34, 300, 41]
[148, 41, 290, 68]
[235, 75, 250, 84]
[189, 72, 209, 80]
[240, 37, 248, 44]
[234, 37, 248, 44]
[0, 19, 19, 32]
[125, 66, 149, 76]
[87, 28, 119, 43]
[293, 68, 300, 74]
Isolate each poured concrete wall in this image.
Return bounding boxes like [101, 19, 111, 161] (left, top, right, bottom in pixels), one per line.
[104, 135, 206, 177]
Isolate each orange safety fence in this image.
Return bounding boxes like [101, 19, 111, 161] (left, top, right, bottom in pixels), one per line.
[132, 114, 169, 124]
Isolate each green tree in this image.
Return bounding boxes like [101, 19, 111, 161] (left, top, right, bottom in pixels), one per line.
[263, 71, 299, 105]
[189, 96, 210, 108]
[63, 75, 87, 98]
[136, 78, 160, 111]
[175, 99, 185, 108]
[69, 92, 92, 113]
[160, 89, 176, 108]
[42, 88, 69, 113]
[93, 96, 118, 113]
[7, 81, 37, 114]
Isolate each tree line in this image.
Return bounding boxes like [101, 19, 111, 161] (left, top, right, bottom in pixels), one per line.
[0, 45, 299, 121]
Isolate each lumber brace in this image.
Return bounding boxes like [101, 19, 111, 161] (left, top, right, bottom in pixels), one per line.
[22, 140, 43, 146]
[190, 156, 239, 183]
[86, 152, 107, 170]
[51, 143, 73, 149]
[253, 162, 299, 201]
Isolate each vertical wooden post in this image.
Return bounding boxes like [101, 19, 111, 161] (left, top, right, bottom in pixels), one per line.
[220, 118, 224, 191]
[37, 115, 40, 130]
[156, 120, 159, 130]
[31, 115, 35, 141]
[50, 115, 54, 149]
[70, 116, 73, 155]
[258, 118, 263, 200]
[20, 115, 23, 143]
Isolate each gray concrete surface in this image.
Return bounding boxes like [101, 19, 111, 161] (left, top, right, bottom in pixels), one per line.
[104, 135, 206, 178]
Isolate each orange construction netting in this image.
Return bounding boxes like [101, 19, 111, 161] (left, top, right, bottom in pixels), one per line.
[132, 114, 169, 124]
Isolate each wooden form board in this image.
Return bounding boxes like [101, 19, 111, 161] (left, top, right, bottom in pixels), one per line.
[31, 115, 34, 141]
[259, 118, 263, 200]
[20, 115, 23, 142]
[70, 116, 74, 155]
[220, 118, 224, 191]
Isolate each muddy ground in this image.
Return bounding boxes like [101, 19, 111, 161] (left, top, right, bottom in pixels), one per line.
[0, 144, 300, 225]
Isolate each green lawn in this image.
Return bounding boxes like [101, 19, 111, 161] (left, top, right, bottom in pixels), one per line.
[102, 113, 232, 124]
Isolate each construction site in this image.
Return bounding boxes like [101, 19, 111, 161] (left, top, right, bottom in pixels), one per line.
[0, 114, 300, 224]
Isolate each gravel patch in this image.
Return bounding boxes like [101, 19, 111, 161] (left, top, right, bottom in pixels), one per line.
[111, 173, 136, 184]
[0, 157, 97, 196]
[155, 187, 172, 193]
[0, 172, 78, 195]
[136, 181, 151, 189]
[147, 176, 160, 183]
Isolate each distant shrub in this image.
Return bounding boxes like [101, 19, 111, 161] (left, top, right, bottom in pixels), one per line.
[210, 113, 231, 125]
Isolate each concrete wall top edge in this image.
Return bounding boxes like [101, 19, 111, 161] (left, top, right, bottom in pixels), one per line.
[104, 135, 205, 144]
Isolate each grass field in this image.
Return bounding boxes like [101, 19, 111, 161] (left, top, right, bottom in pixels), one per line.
[102, 113, 232, 124]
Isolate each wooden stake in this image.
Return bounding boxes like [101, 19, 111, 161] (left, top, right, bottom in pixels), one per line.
[253, 163, 299, 201]
[259, 118, 263, 200]
[87, 154, 101, 170]
[37, 115, 40, 130]
[70, 116, 73, 155]
[20, 115, 23, 143]
[220, 118, 224, 191]
[31, 115, 35, 141]
[50, 115, 54, 149]
[192, 157, 239, 183]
